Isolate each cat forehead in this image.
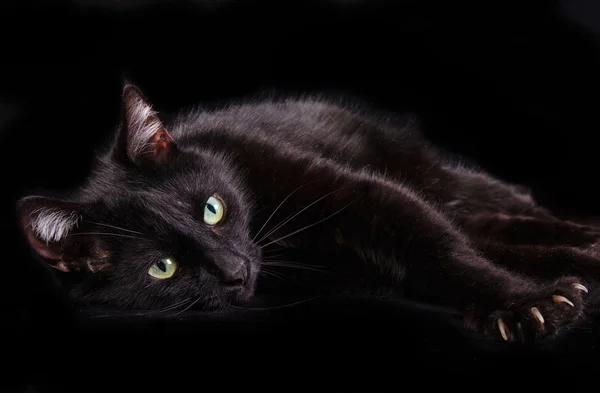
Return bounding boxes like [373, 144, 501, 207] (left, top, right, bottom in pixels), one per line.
[89, 173, 230, 214]
[95, 195, 199, 238]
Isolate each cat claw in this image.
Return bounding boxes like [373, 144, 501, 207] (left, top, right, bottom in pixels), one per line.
[531, 307, 545, 325]
[553, 295, 574, 307]
[497, 318, 509, 341]
[571, 283, 588, 293]
[488, 278, 585, 343]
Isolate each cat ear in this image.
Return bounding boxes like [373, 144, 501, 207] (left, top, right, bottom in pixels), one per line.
[17, 196, 109, 273]
[117, 82, 177, 167]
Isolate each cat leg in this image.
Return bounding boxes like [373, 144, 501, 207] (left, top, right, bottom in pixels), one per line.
[478, 241, 600, 280]
[439, 165, 600, 246]
[398, 237, 588, 343]
[457, 213, 600, 247]
[255, 161, 588, 343]
[477, 241, 600, 306]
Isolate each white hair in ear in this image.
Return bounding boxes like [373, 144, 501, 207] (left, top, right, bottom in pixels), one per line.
[126, 93, 164, 158]
[30, 207, 81, 243]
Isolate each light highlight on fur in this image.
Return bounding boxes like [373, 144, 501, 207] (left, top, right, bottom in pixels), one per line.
[126, 95, 163, 158]
[30, 208, 80, 243]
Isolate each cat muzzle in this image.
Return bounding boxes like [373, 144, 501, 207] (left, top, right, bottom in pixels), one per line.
[213, 254, 249, 288]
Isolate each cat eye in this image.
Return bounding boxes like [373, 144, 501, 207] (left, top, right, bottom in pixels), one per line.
[204, 194, 225, 225]
[148, 257, 177, 279]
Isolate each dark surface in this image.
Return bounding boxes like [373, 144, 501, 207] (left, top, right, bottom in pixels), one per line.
[2, 0, 600, 391]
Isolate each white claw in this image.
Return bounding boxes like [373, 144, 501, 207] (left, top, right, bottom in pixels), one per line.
[531, 307, 545, 325]
[553, 295, 574, 307]
[572, 283, 588, 293]
[497, 319, 509, 341]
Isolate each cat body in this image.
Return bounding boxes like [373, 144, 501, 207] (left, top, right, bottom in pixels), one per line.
[17, 83, 600, 343]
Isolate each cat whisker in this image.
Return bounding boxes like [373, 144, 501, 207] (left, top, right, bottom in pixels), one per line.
[262, 245, 287, 253]
[261, 266, 307, 285]
[166, 296, 206, 317]
[84, 220, 145, 235]
[88, 313, 122, 319]
[86, 298, 192, 319]
[259, 268, 291, 282]
[256, 188, 346, 245]
[261, 260, 331, 274]
[259, 197, 359, 249]
[252, 182, 312, 242]
[262, 259, 326, 269]
[67, 232, 150, 241]
[134, 298, 193, 316]
[229, 295, 322, 311]
[157, 298, 194, 313]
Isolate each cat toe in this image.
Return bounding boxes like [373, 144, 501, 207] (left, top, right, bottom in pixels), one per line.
[485, 277, 587, 343]
[496, 318, 509, 341]
[495, 317, 519, 342]
[488, 311, 522, 342]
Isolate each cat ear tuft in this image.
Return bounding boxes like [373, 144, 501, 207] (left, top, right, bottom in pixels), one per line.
[17, 196, 83, 272]
[18, 196, 115, 274]
[119, 83, 177, 167]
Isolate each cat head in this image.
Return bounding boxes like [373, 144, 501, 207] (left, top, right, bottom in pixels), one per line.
[17, 83, 261, 311]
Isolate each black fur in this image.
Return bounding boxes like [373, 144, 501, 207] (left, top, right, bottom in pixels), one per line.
[16, 82, 600, 343]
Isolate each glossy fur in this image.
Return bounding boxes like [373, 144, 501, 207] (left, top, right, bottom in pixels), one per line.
[17, 83, 600, 343]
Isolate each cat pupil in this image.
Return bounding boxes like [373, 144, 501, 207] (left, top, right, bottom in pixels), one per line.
[206, 204, 217, 214]
[157, 261, 167, 272]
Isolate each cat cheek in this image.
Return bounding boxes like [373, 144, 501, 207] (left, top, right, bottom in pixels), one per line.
[52, 261, 71, 273]
[86, 249, 114, 273]
[87, 260, 113, 273]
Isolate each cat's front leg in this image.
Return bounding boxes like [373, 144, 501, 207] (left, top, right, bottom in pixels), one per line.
[458, 213, 600, 247]
[265, 166, 589, 342]
[383, 209, 590, 342]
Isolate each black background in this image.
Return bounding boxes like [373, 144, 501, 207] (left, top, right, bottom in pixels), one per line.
[2, 0, 600, 391]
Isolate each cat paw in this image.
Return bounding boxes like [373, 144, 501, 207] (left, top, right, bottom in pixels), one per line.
[486, 277, 588, 343]
[553, 221, 600, 247]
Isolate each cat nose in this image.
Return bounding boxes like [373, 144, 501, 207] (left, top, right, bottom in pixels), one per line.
[214, 255, 248, 287]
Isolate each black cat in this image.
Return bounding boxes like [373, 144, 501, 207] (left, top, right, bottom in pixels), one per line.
[17, 82, 600, 343]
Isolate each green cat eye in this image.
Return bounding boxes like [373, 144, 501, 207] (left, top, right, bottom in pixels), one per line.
[204, 195, 224, 225]
[148, 257, 177, 279]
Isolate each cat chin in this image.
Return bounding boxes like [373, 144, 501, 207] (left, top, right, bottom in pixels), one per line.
[230, 281, 257, 304]
[229, 287, 255, 304]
